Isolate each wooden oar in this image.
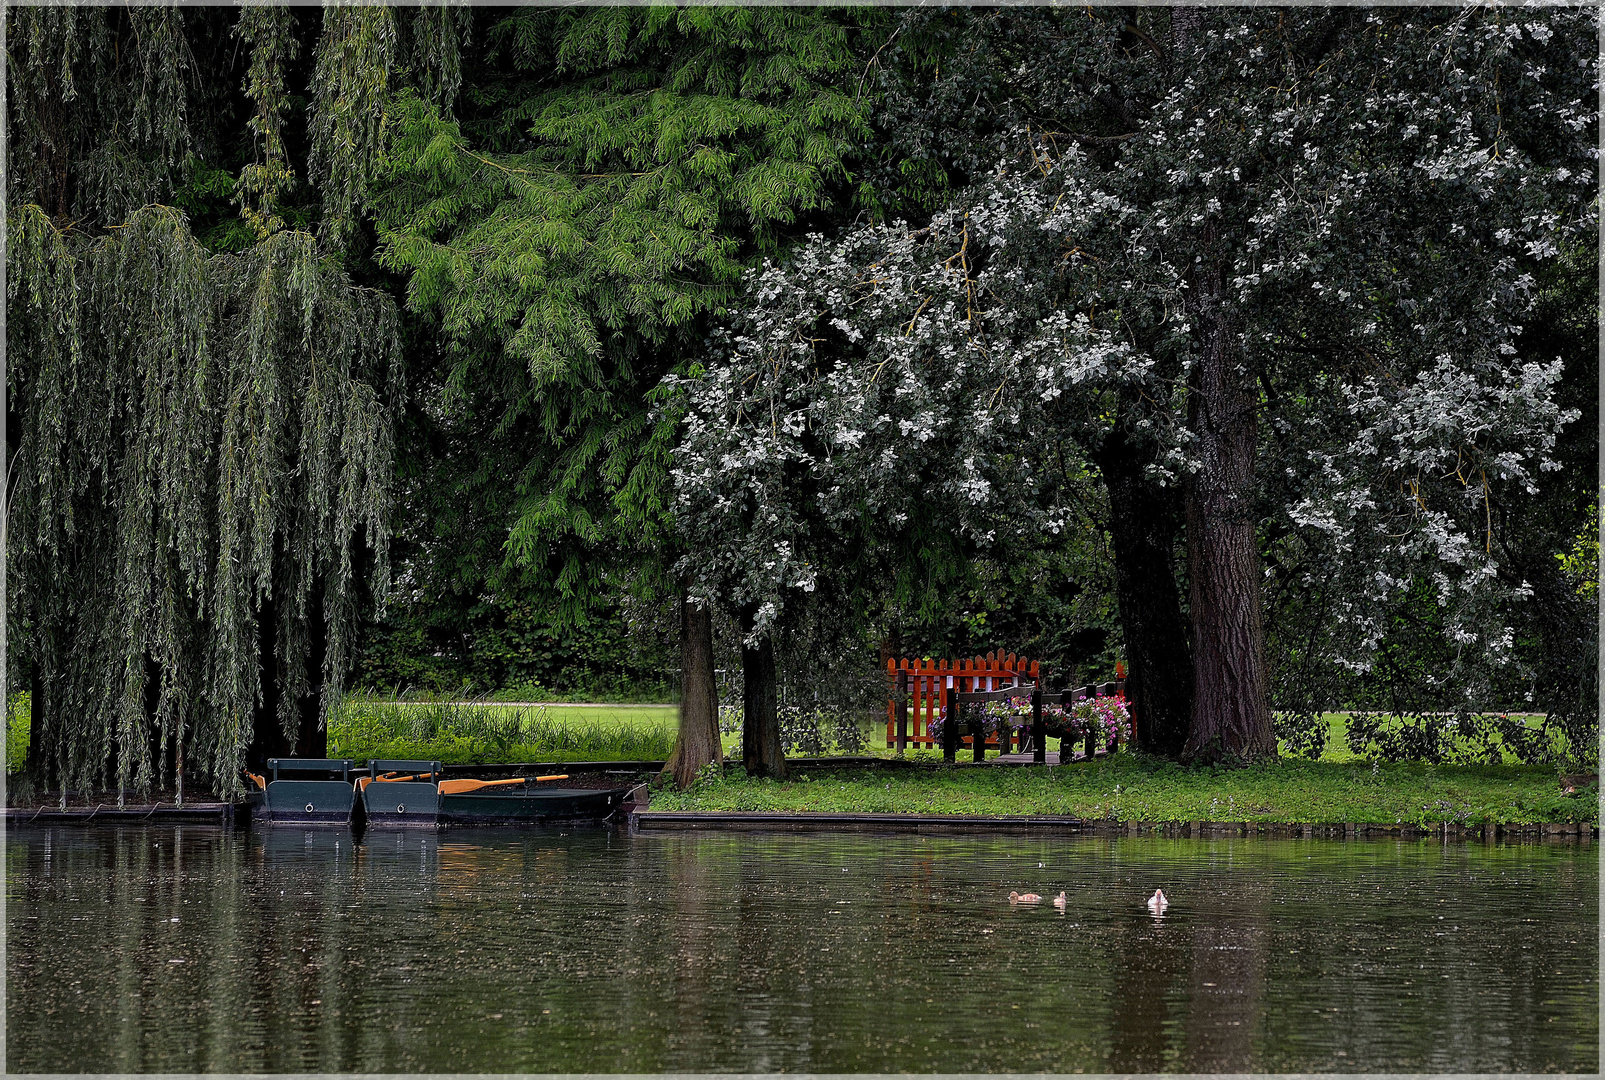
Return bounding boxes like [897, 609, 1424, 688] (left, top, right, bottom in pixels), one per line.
[437, 775, 568, 795]
[360, 772, 410, 790]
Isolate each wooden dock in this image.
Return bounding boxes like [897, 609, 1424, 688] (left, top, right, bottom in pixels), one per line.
[6, 801, 246, 826]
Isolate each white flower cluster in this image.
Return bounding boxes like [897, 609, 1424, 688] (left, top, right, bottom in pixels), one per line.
[668, 7, 1595, 703]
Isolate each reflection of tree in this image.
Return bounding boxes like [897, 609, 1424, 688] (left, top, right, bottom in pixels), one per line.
[1105, 908, 1187, 1070]
[663, 835, 733, 1068]
[1103, 855, 1271, 1071]
[1177, 879, 1271, 1071]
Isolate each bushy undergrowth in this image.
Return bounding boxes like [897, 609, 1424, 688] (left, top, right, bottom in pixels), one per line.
[720, 703, 871, 759]
[7, 694, 31, 775]
[654, 755, 1596, 825]
[1276, 709, 1585, 769]
[330, 694, 677, 764]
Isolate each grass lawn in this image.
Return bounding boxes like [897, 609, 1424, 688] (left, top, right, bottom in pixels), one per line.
[648, 755, 1597, 826]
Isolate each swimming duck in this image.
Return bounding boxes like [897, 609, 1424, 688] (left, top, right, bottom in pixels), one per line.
[1009, 891, 1042, 905]
[1053, 891, 1067, 911]
[1147, 888, 1169, 914]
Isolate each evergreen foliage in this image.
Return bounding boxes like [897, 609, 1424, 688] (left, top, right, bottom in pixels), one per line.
[373, 7, 876, 621]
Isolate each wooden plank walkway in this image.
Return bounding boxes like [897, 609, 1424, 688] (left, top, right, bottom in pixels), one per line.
[6, 801, 244, 825]
[991, 748, 1109, 766]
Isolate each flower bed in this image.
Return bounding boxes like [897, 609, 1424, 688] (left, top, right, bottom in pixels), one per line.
[931, 694, 1133, 754]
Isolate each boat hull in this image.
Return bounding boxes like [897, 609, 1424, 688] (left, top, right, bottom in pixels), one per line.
[361, 781, 441, 827]
[261, 779, 355, 826]
[438, 786, 629, 826]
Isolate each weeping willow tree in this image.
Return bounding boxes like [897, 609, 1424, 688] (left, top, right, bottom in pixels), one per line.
[6, 4, 413, 800]
[8, 205, 400, 800]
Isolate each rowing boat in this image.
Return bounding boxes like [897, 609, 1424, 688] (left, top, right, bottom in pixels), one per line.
[251, 759, 357, 825]
[359, 759, 442, 827]
[437, 780, 631, 826]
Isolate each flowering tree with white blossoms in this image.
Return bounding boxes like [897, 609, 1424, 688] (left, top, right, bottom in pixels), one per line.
[674, 7, 1597, 765]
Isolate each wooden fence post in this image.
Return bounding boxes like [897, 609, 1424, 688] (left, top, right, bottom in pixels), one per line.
[970, 672, 985, 762]
[1031, 687, 1045, 765]
[942, 671, 958, 763]
[895, 666, 908, 754]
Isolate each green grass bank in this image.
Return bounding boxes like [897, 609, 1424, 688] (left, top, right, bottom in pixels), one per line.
[648, 757, 1597, 827]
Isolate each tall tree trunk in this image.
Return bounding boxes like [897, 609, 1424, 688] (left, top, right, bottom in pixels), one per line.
[1166, 3, 1273, 763]
[663, 591, 721, 789]
[1097, 408, 1194, 758]
[248, 580, 331, 768]
[1181, 294, 1274, 763]
[739, 605, 785, 779]
[293, 584, 329, 759]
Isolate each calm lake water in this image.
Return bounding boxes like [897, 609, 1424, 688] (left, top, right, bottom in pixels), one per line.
[7, 824, 1597, 1072]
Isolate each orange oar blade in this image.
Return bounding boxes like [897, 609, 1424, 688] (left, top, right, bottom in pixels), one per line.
[436, 774, 571, 795]
[438, 776, 527, 795]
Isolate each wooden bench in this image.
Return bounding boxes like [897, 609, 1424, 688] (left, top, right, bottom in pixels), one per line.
[946, 686, 1045, 764]
[947, 685, 1131, 765]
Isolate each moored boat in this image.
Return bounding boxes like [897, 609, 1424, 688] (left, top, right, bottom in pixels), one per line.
[436, 775, 631, 826]
[359, 759, 443, 827]
[256, 759, 357, 825]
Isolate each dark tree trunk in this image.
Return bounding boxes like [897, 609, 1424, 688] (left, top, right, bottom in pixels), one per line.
[663, 591, 722, 789]
[739, 605, 785, 779]
[1170, 6, 1206, 60]
[294, 587, 329, 759]
[877, 627, 901, 673]
[1181, 294, 1275, 763]
[143, 655, 162, 791]
[247, 579, 331, 769]
[247, 591, 286, 770]
[1163, 5, 1272, 761]
[1097, 408, 1194, 758]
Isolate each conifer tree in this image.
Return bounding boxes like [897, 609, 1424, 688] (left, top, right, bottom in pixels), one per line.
[374, 7, 877, 783]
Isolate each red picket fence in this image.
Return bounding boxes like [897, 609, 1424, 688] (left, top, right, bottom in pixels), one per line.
[884, 652, 1041, 750]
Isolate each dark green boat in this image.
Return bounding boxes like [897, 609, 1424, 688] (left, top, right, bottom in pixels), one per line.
[360, 759, 443, 827]
[436, 780, 631, 826]
[255, 759, 357, 826]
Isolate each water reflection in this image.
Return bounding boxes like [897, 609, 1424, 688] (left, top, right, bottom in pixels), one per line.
[8, 826, 1596, 1072]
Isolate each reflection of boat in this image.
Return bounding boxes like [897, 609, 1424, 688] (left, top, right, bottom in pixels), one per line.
[437, 780, 631, 826]
[255, 759, 357, 826]
[359, 760, 442, 827]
